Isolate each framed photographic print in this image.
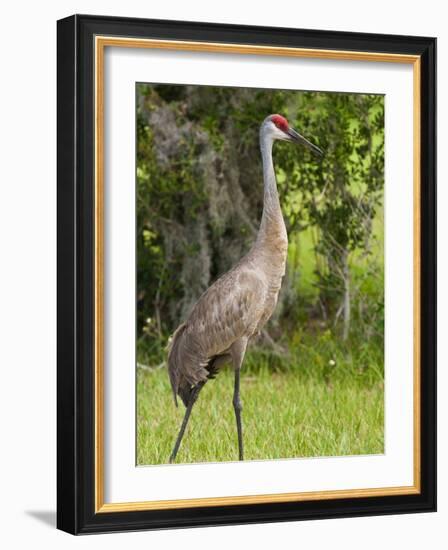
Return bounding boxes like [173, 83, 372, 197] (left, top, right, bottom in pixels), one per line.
[57, 14, 436, 534]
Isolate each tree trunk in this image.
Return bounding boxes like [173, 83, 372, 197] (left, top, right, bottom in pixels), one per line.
[342, 249, 351, 341]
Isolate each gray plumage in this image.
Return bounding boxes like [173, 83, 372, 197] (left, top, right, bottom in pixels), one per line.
[166, 114, 322, 462]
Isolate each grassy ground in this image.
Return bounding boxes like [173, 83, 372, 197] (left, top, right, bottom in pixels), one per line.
[137, 352, 384, 465]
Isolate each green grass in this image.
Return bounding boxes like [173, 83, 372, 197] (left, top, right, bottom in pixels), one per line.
[137, 354, 384, 465]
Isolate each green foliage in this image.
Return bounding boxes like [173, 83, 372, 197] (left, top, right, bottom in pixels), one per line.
[277, 92, 384, 327]
[136, 83, 384, 365]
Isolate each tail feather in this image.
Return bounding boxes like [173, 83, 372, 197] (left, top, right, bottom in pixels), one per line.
[167, 323, 187, 407]
[167, 323, 226, 408]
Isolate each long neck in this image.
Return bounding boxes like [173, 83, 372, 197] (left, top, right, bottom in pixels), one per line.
[255, 133, 287, 249]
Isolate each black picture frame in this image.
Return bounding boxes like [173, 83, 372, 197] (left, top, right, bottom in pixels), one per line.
[57, 14, 436, 535]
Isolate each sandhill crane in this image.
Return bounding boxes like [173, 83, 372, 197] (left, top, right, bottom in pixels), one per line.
[167, 114, 323, 463]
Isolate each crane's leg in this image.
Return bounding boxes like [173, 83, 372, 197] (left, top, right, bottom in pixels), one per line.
[169, 381, 204, 463]
[233, 369, 244, 461]
[230, 338, 248, 461]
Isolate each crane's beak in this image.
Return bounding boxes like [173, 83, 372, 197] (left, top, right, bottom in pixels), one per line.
[287, 127, 324, 156]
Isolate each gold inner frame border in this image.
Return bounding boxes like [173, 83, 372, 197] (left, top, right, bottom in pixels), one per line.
[94, 35, 421, 513]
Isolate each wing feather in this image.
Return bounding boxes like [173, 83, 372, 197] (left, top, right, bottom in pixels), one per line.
[186, 267, 266, 356]
[167, 264, 266, 406]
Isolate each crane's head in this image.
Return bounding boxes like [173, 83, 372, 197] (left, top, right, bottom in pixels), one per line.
[262, 114, 323, 156]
